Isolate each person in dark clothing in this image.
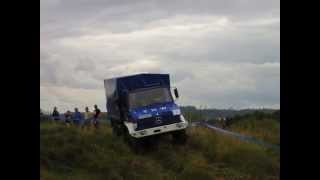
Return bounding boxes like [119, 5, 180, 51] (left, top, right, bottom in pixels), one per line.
[93, 105, 101, 129]
[52, 107, 60, 121]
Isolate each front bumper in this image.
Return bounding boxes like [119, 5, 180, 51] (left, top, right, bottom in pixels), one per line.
[124, 115, 188, 138]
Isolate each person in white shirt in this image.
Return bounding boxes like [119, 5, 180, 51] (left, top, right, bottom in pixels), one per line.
[82, 107, 93, 129]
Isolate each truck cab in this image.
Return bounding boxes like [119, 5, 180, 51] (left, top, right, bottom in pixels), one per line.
[104, 73, 188, 143]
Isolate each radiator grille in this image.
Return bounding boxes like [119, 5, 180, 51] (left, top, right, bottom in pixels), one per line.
[136, 113, 181, 130]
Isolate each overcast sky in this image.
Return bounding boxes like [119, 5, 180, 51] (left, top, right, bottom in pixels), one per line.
[40, 0, 280, 112]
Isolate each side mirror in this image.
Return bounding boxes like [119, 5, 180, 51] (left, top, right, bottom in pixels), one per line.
[174, 88, 179, 99]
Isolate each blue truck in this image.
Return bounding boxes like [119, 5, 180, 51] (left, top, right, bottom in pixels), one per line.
[104, 73, 188, 146]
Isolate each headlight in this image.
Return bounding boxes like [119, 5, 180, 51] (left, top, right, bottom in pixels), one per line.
[139, 130, 147, 135]
[172, 109, 181, 115]
[138, 114, 152, 119]
[132, 123, 137, 129]
[176, 123, 184, 128]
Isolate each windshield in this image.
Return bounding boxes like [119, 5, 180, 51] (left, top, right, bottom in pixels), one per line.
[129, 87, 173, 109]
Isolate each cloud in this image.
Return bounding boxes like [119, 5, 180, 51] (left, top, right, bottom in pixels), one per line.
[40, 0, 280, 111]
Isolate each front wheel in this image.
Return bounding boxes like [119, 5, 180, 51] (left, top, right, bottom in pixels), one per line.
[123, 128, 141, 153]
[111, 120, 123, 137]
[171, 129, 188, 145]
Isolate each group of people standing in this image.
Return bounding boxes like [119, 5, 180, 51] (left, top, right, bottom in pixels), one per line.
[51, 105, 101, 129]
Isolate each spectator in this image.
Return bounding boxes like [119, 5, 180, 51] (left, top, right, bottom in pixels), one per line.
[93, 105, 101, 129]
[52, 107, 60, 122]
[82, 107, 93, 129]
[64, 110, 72, 126]
[73, 108, 83, 126]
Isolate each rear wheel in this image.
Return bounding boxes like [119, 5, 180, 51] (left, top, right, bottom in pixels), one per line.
[172, 129, 188, 145]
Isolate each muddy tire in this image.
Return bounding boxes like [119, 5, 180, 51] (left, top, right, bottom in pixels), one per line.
[123, 128, 141, 153]
[111, 120, 123, 137]
[172, 129, 187, 145]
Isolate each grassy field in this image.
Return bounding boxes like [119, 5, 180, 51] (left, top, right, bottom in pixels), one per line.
[40, 121, 279, 180]
[228, 118, 280, 145]
[204, 111, 280, 146]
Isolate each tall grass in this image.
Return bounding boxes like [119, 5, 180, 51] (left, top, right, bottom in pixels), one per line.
[40, 122, 279, 180]
[228, 118, 280, 145]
